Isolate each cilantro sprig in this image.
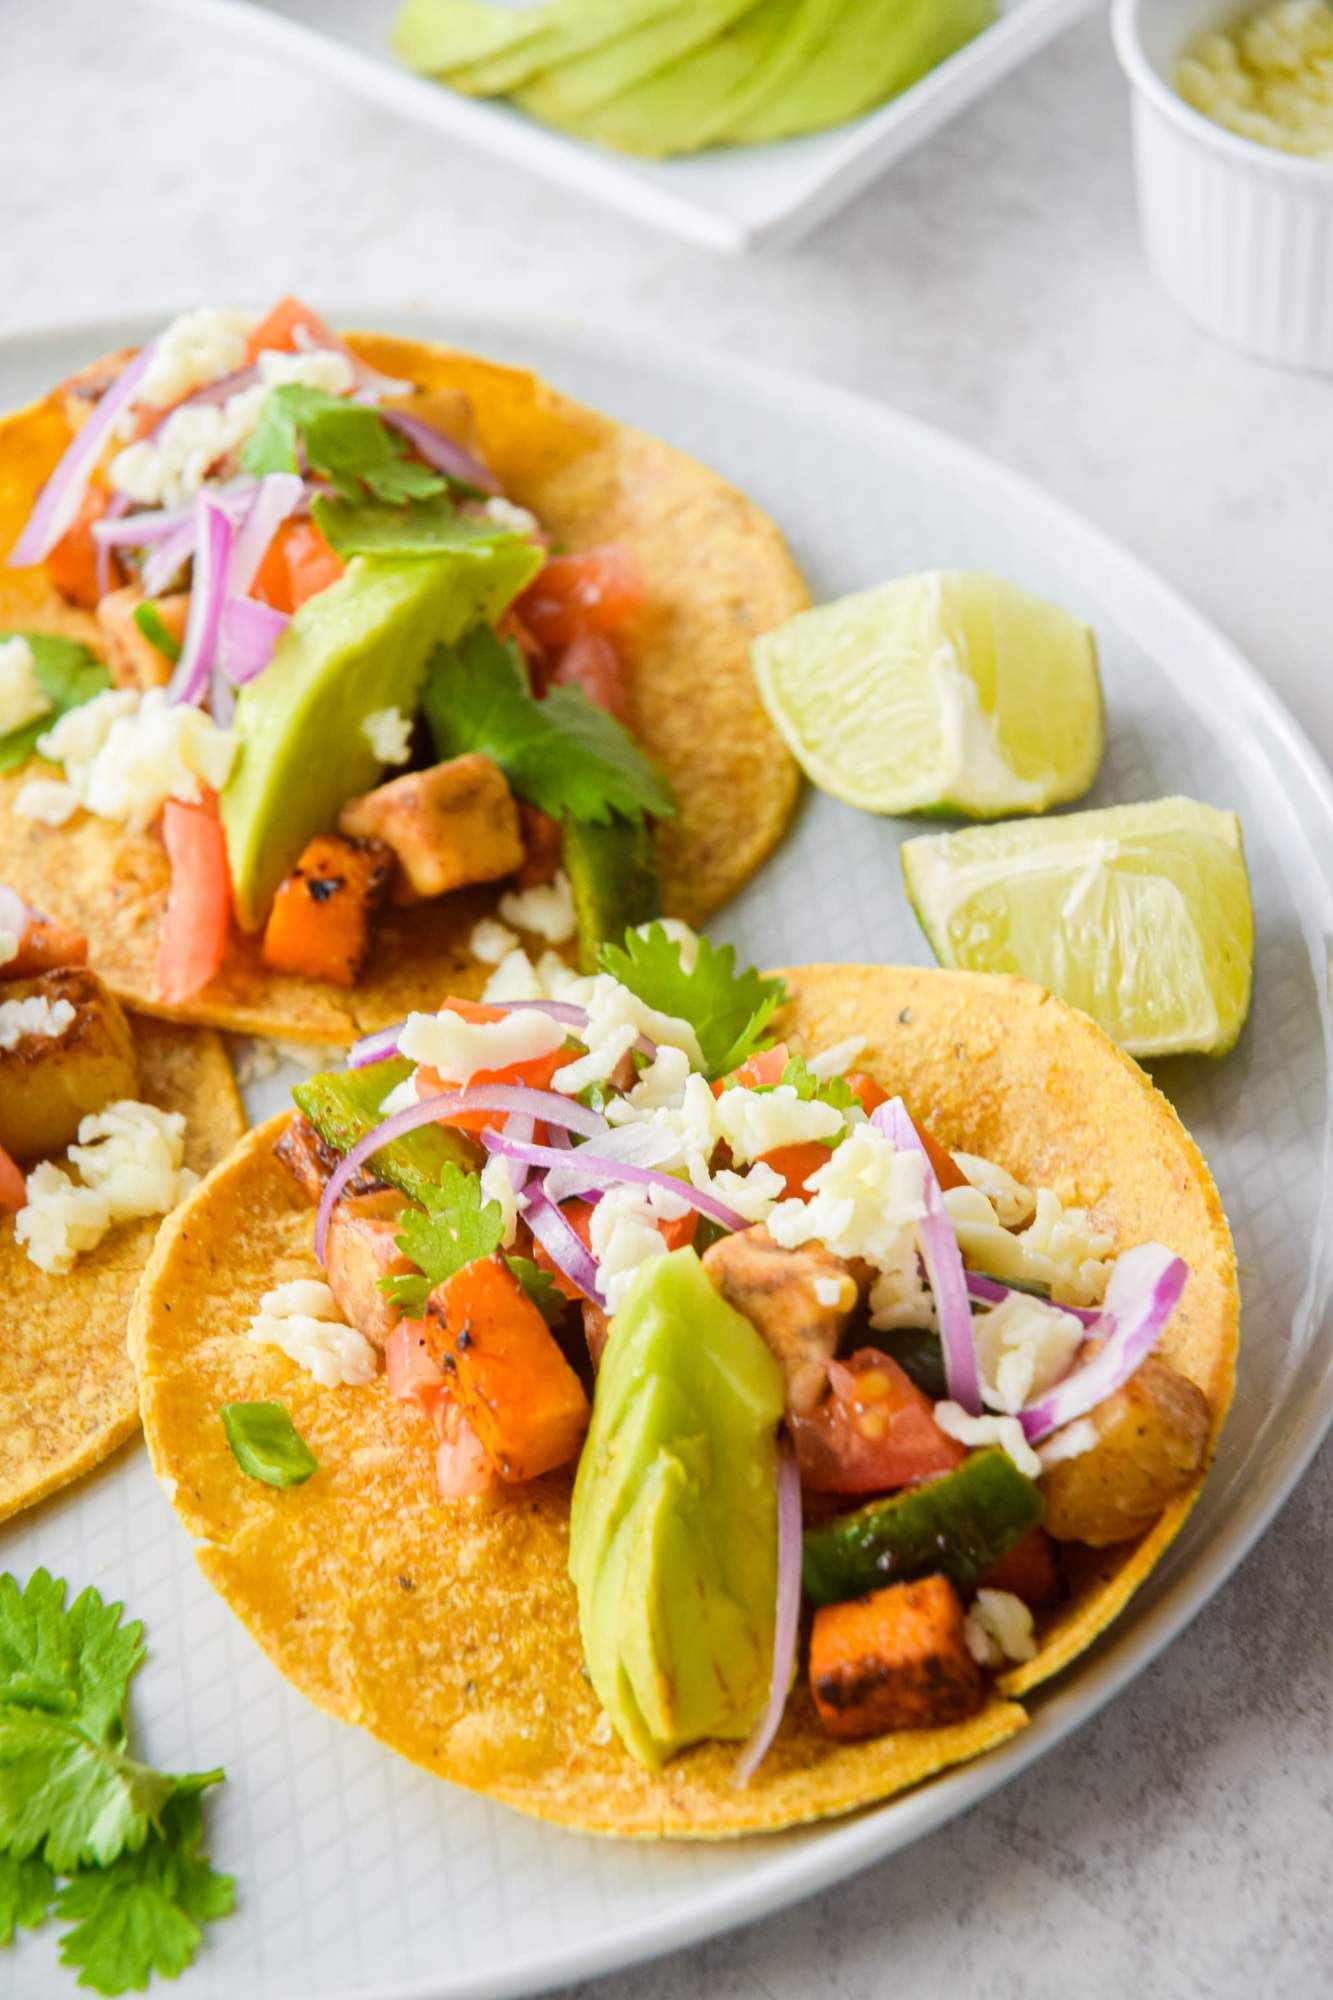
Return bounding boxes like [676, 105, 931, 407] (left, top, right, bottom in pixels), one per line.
[721, 1053, 859, 1116]
[598, 924, 787, 1080]
[241, 386, 446, 505]
[387, 1164, 506, 1313]
[422, 626, 676, 827]
[0, 1571, 233, 1994]
[0, 634, 111, 774]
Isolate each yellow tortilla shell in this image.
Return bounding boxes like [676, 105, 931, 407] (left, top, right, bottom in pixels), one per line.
[130, 967, 1236, 1836]
[0, 331, 805, 1043]
[0, 1018, 244, 1525]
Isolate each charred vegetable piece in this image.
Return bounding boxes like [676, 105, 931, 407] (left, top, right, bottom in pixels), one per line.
[791, 1350, 965, 1495]
[863, 1326, 949, 1402]
[560, 813, 660, 974]
[0, 967, 138, 1163]
[221, 1400, 318, 1488]
[801, 1447, 1045, 1608]
[273, 1111, 389, 1204]
[325, 1190, 413, 1346]
[809, 1575, 985, 1740]
[1, 916, 88, 978]
[424, 1253, 590, 1482]
[97, 586, 188, 690]
[978, 1525, 1062, 1610]
[701, 1224, 856, 1415]
[1041, 1354, 1210, 1546]
[292, 1061, 476, 1206]
[261, 832, 393, 987]
[338, 753, 524, 903]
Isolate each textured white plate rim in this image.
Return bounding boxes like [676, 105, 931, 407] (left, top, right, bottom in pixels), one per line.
[2, 306, 1330, 2000]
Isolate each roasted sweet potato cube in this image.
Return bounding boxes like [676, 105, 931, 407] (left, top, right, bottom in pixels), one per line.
[0, 968, 138, 1163]
[702, 1225, 857, 1413]
[96, 586, 189, 690]
[809, 1575, 985, 1740]
[261, 834, 393, 988]
[1041, 1354, 1211, 1546]
[338, 755, 523, 905]
[325, 1192, 413, 1347]
[273, 1112, 387, 1204]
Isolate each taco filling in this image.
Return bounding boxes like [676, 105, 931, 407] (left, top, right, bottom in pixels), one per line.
[245, 922, 1218, 1779]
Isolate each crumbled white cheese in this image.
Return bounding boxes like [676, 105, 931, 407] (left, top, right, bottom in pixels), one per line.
[806, 1035, 865, 1082]
[965, 1588, 1037, 1667]
[378, 1075, 420, 1117]
[0, 636, 52, 736]
[954, 1151, 1035, 1229]
[0, 931, 17, 968]
[766, 1123, 925, 1268]
[943, 1181, 1114, 1310]
[362, 706, 413, 766]
[498, 870, 577, 945]
[588, 1180, 691, 1314]
[482, 946, 547, 1002]
[610, 1043, 691, 1116]
[25, 689, 238, 833]
[68, 1100, 195, 1223]
[480, 1149, 526, 1249]
[553, 974, 702, 1095]
[398, 1005, 566, 1083]
[706, 1161, 784, 1225]
[484, 496, 540, 536]
[868, 1236, 938, 1331]
[14, 1164, 112, 1275]
[712, 1082, 844, 1166]
[255, 346, 356, 397]
[12, 777, 79, 826]
[132, 307, 255, 415]
[973, 1291, 1084, 1417]
[247, 1278, 377, 1388]
[1038, 1417, 1098, 1468]
[934, 1401, 1042, 1478]
[535, 951, 596, 1003]
[0, 994, 76, 1051]
[469, 917, 520, 965]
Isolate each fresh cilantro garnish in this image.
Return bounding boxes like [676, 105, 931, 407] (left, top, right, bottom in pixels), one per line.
[0, 1571, 232, 1992]
[131, 602, 182, 665]
[220, 1402, 317, 1489]
[598, 924, 787, 1080]
[387, 1164, 505, 1313]
[422, 626, 675, 826]
[241, 386, 446, 505]
[0, 634, 111, 773]
[506, 1255, 566, 1327]
[54, 1786, 234, 1997]
[776, 1055, 858, 1113]
[312, 493, 519, 561]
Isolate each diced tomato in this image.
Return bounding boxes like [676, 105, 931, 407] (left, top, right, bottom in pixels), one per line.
[3, 917, 88, 979]
[517, 546, 643, 650]
[759, 1139, 832, 1199]
[44, 485, 114, 608]
[845, 1071, 888, 1116]
[156, 798, 230, 1005]
[550, 631, 629, 722]
[532, 1198, 697, 1302]
[414, 997, 569, 1134]
[385, 1317, 447, 1417]
[844, 1072, 967, 1192]
[791, 1350, 965, 1495]
[712, 1043, 789, 1099]
[251, 518, 345, 615]
[979, 1526, 1062, 1610]
[434, 1397, 500, 1500]
[0, 1143, 27, 1213]
[244, 295, 342, 364]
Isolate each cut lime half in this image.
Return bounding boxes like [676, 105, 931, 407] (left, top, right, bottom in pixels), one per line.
[901, 796, 1254, 1058]
[751, 570, 1103, 820]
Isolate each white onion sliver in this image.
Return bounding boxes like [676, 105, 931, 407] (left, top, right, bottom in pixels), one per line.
[874, 1098, 982, 1414]
[481, 1129, 747, 1233]
[380, 408, 500, 495]
[734, 1449, 802, 1786]
[542, 1117, 683, 1206]
[1020, 1243, 1189, 1441]
[9, 340, 158, 567]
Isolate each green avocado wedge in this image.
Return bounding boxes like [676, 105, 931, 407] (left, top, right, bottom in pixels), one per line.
[560, 813, 661, 974]
[440, 0, 682, 96]
[220, 542, 541, 932]
[569, 1249, 785, 1769]
[391, 0, 555, 82]
[514, 0, 763, 122]
[572, 0, 800, 157]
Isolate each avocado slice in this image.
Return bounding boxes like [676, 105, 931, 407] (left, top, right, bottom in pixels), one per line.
[292, 1057, 477, 1203]
[440, 0, 682, 96]
[569, 1248, 785, 1768]
[569, 0, 798, 157]
[514, 0, 762, 123]
[391, 0, 555, 79]
[221, 543, 541, 932]
[560, 813, 660, 974]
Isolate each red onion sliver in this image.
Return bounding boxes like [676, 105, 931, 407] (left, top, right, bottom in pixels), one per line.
[93, 501, 194, 548]
[347, 1025, 404, 1069]
[166, 494, 232, 707]
[734, 1449, 802, 1785]
[141, 515, 200, 599]
[525, 1187, 605, 1307]
[145, 362, 259, 436]
[227, 472, 305, 597]
[1020, 1242, 1188, 1442]
[219, 596, 289, 687]
[8, 340, 158, 567]
[481, 1130, 748, 1232]
[874, 1098, 982, 1415]
[381, 408, 501, 495]
[499, 1111, 535, 1198]
[965, 1270, 1099, 1328]
[314, 1084, 608, 1260]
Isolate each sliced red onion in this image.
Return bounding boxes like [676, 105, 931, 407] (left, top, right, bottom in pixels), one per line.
[482, 1130, 747, 1233]
[1020, 1242, 1189, 1442]
[227, 472, 305, 596]
[347, 1025, 405, 1070]
[734, 1449, 802, 1785]
[145, 362, 259, 436]
[965, 1271, 1099, 1328]
[524, 1187, 605, 1308]
[8, 340, 158, 567]
[541, 1117, 683, 1206]
[499, 1110, 535, 1199]
[141, 515, 200, 598]
[314, 1084, 608, 1260]
[93, 500, 194, 548]
[873, 1099, 982, 1415]
[166, 494, 232, 707]
[380, 408, 501, 495]
[218, 597, 288, 687]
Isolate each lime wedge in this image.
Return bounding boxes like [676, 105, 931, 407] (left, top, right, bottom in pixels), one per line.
[751, 570, 1103, 819]
[901, 797, 1254, 1057]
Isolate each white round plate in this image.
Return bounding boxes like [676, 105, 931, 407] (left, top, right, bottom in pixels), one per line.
[2, 310, 1330, 2000]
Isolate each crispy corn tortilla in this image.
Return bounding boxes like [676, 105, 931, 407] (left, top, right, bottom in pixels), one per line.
[130, 966, 1236, 1836]
[0, 1018, 244, 1526]
[0, 330, 805, 1043]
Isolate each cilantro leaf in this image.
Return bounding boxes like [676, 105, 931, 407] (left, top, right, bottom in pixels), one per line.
[422, 626, 675, 826]
[0, 1851, 54, 1944]
[312, 494, 519, 562]
[220, 1402, 317, 1489]
[241, 387, 446, 505]
[387, 1165, 506, 1312]
[506, 1255, 566, 1327]
[0, 634, 111, 773]
[777, 1055, 858, 1114]
[55, 1784, 234, 1997]
[598, 924, 787, 1079]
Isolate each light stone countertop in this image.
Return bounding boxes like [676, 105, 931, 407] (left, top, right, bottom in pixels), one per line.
[4, 3, 1331, 1995]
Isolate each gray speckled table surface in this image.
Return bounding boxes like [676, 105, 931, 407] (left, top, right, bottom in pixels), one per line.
[4, 2, 1332, 1994]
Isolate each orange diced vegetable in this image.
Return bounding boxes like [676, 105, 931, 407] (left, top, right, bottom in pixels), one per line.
[979, 1526, 1062, 1611]
[261, 833, 392, 988]
[0, 1141, 26, 1213]
[712, 1043, 789, 1098]
[157, 799, 231, 1005]
[3, 918, 88, 979]
[44, 485, 114, 608]
[424, 1254, 589, 1483]
[758, 1140, 832, 1198]
[809, 1575, 985, 1740]
[252, 518, 344, 614]
[244, 295, 341, 363]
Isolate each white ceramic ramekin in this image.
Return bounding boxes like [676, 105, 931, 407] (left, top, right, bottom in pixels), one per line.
[1114, 0, 1333, 371]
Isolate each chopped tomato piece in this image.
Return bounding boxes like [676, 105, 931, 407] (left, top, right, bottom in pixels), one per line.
[244, 295, 342, 364]
[532, 1198, 697, 1302]
[413, 996, 569, 1133]
[979, 1526, 1062, 1610]
[712, 1043, 789, 1098]
[517, 546, 643, 649]
[790, 1350, 965, 1495]
[550, 631, 629, 722]
[261, 833, 392, 987]
[844, 1073, 967, 1191]
[44, 485, 114, 608]
[3, 917, 88, 978]
[425, 1254, 589, 1482]
[434, 1397, 499, 1500]
[844, 1071, 887, 1115]
[0, 1142, 27, 1213]
[252, 518, 345, 614]
[385, 1317, 446, 1417]
[758, 1139, 833, 1199]
[156, 799, 231, 1005]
